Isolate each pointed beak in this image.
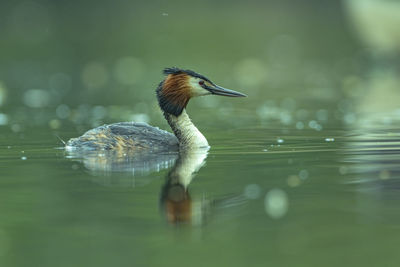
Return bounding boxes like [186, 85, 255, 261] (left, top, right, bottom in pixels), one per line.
[206, 84, 247, 97]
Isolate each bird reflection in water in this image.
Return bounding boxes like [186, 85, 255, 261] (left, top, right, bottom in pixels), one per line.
[159, 148, 208, 225]
[66, 149, 179, 179]
[67, 147, 245, 225]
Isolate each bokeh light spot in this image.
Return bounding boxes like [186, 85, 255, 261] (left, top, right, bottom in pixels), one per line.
[56, 104, 71, 119]
[244, 184, 262, 199]
[0, 82, 7, 106]
[234, 58, 267, 88]
[130, 113, 149, 123]
[379, 170, 390, 180]
[264, 188, 288, 219]
[113, 57, 144, 85]
[0, 114, 9, 126]
[82, 62, 109, 89]
[299, 169, 309, 180]
[49, 73, 72, 96]
[49, 119, 61, 129]
[287, 175, 301, 187]
[23, 89, 50, 108]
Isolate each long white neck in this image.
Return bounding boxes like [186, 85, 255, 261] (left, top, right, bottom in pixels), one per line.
[164, 109, 209, 149]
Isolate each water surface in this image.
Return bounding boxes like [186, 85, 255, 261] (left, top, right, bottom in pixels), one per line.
[1, 122, 400, 266]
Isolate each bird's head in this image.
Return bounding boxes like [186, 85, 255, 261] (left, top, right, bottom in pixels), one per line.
[156, 67, 246, 116]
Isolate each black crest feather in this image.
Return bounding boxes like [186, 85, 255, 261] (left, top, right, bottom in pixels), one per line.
[163, 67, 213, 84]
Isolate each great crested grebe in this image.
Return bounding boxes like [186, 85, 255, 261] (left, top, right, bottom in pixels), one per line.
[66, 67, 246, 151]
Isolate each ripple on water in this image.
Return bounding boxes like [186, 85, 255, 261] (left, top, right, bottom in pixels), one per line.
[340, 130, 400, 186]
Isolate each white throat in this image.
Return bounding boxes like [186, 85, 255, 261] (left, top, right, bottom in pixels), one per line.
[165, 109, 209, 149]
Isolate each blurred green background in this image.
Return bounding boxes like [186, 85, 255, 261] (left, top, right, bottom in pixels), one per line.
[1, 0, 385, 133]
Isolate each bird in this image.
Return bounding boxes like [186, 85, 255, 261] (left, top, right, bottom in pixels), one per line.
[65, 67, 246, 152]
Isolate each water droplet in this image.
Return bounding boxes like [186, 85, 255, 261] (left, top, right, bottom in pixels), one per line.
[21, 156, 27, 160]
[277, 138, 284, 144]
[325, 138, 335, 142]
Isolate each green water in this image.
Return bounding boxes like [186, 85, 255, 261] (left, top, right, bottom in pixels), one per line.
[1, 122, 400, 266]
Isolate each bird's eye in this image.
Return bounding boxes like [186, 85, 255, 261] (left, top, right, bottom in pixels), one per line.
[199, 80, 205, 86]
